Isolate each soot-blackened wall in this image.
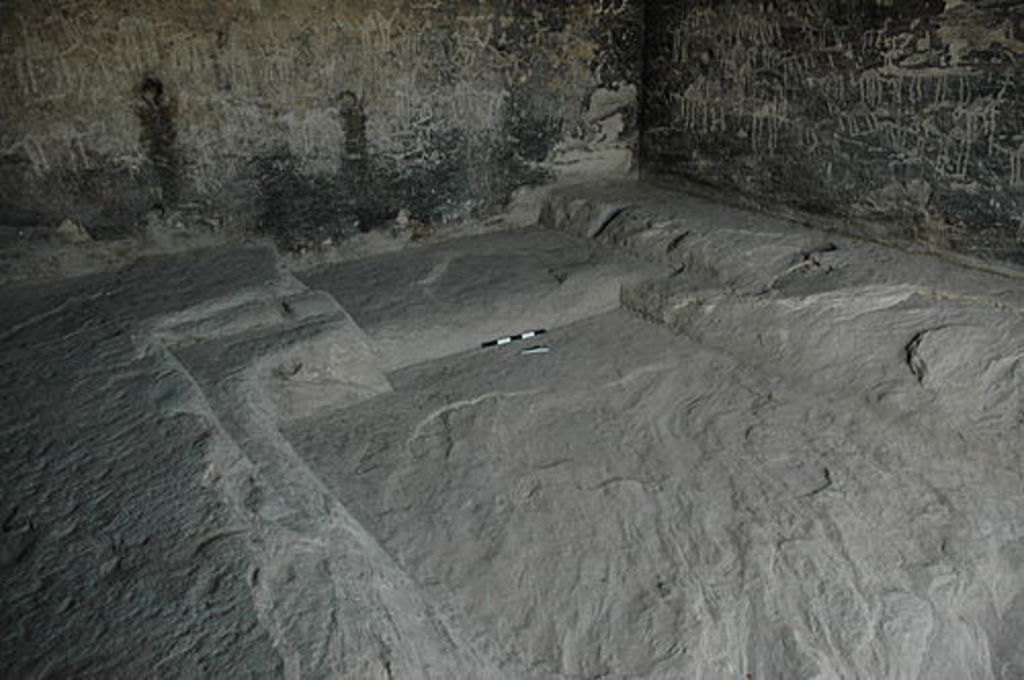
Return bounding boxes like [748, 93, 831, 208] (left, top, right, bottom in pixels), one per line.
[643, 1, 1024, 265]
[0, 1, 641, 247]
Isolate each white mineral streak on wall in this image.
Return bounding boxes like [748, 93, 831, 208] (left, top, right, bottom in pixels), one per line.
[848, 67, 1008, 182]
[1010, 143, 1024, 187]
[2, 1, 616, 204]
[2, 11, 167, 177]
[662, 2, 1022, 191]
[673, 87, 728, 135]
[595, 0, 631, 16]
[668, 5, 790, 155]
[352, 9, 514, 162]
[745, 101, 784, 155]
[282, 110, 346, 175]
[732, 9, 781, 44]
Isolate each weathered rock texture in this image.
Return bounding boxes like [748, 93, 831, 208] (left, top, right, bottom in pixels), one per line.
[0, 246, 499, 677]
[0, 0, 640, 245]
[642, 0, 1024, 265]
[2, 195, 1021, 677]
[300, 229, 666, 371]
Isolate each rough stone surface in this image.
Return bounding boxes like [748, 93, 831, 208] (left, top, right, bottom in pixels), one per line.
[0, 246, 483, 678]
[643, 0, 1024, 265]
[299, 229, 667, 371]
[0, 251, 295, 677]
[287, 306, 1024, 678]
[3, 192, 1022, 677]
[296, 185, 1024, 678]
[171, 298, 503, 679]
[55, 217, 91, 243]
[0, 0, 641, 246]
[543, 182, 1024, 456]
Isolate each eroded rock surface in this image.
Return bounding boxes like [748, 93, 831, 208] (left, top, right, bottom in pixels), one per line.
[300, 229, 666, 371]
[0, 250, 292, 676]
[288, 184, 1021, 677]
[286, 309, 1023, 678]
[544, 182, 1024, 461]
[2, 184, 1021, 678]
[0, 246, 488, 678]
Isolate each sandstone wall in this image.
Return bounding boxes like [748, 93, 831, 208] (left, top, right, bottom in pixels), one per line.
[643, 1, 1024, 265]
[0, 0, 641, 246]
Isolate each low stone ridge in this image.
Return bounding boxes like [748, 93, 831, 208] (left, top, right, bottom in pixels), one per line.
[543, 181, 1024, 460]
[0, 246, 485, 677]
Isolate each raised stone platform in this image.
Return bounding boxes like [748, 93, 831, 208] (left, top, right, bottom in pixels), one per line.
[299, 229, 667, 372]
[2, 185, 1021, 678]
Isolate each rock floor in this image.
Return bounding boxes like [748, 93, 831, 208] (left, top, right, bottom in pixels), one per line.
[2, 183, 1021, 678]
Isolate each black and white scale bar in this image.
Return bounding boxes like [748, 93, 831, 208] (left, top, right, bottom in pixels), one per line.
[481, 329, 547, 348]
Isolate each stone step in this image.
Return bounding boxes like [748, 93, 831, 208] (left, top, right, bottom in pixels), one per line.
[544, 181, 1024, 460]
[298, 228, 669, 372]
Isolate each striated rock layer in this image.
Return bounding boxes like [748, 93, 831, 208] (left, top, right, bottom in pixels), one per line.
[3, 182, 1022, 677]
